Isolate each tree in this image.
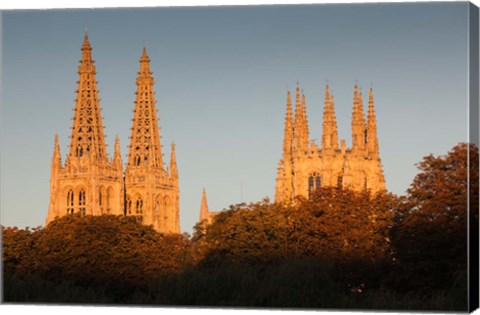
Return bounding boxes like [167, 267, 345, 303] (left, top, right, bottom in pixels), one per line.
[3, 215, 192, 299]
[390, 143, 478, 293]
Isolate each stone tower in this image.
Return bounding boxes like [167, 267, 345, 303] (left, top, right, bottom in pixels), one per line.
[125, 47, 180, 233]
[46, 34, 124, 224]
[275, 84, 386, 204]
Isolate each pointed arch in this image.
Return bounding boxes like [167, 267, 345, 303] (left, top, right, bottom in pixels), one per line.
[126, 195, 132, 215]
[78, 188, 86, 215]
[66, 188, 74, 214]
[135, 194, 143, 215]
[308, 172, 321, 198]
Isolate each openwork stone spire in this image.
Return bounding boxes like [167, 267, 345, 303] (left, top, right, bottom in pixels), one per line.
[127, 47, 164, 169]
[47, 34, 124, 225]
[125, 47, 180, 234]
[67, 33, 108, 162]
[367, 87, 379, 158]
[321, 85, 339, 152]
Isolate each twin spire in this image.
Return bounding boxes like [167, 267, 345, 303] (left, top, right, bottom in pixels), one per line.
[281, 83, 379, 156]
[67, 33, 108, 163]
[127, 45, 165, 170]
[62, 33, 177, 172]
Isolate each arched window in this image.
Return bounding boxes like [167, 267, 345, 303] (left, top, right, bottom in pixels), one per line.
[67, 190, 74, 214]
[337, 176, 343, 188]
[126, 196, 132, 215]
[136, 197, 143, 215]
[308, 172, 321, 197]
[78, 189, 86, 215]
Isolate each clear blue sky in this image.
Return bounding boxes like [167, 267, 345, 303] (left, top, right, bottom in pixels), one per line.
[1, 2, 471, 234]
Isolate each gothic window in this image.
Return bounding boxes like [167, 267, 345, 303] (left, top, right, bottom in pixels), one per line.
[126, 196, 132, 215]
[78, 189, 86, 215]
[364, 176, 368, 190]
[308, 172, 321, 197]
[136, 197, 143, 215]
[67, 190, 74, 214]
[337, 176, 343, 188]
[99, 188, 102, 206]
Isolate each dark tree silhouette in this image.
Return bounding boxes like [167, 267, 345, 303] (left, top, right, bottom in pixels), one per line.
[390, 143, 478, 294]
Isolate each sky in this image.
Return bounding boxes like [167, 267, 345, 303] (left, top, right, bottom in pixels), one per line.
[1, 1, 473, 234]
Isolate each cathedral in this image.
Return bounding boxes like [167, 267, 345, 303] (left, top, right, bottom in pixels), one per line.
[46, 34, 180, 233]
[275, 84, 386, 204]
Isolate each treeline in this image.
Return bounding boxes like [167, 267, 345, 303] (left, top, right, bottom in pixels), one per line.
[2, 143, 478, 310]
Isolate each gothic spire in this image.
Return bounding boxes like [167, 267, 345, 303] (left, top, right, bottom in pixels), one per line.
[127, 47, 164, 169]
[199, 188, 209, 223]
[367, 87, 379, 158]
[321, 85, 339, 152]
[351, 85, 366, 152]
[282, 90, 294, 159]
[67, 33, 108, 162]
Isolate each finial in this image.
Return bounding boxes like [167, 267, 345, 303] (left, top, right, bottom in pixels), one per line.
[84, 18, 88, 34]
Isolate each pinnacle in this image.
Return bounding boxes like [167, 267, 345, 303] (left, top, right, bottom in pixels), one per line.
[82, 33, 91, 51]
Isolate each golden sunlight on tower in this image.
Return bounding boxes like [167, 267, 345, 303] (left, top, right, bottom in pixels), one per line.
[47, 35, 180, 234]
[275, 84, 386, 204]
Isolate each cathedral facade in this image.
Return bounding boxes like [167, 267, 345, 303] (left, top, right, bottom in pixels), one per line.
[46, 34, 180, 233]
[275, 84, 386, 204]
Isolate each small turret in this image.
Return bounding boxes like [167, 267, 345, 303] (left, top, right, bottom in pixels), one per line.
[199, 188, 210, 223]
[170, 142, 178, 179]
[300, 92, 310, 150]
[351, 85, 366, 153]
[113, 135, 123, 169]
[321, 85, 339, 152]
[366, 87, 379, 158]
[52, 133, 62, 169]
[282, 90, 294, 160]
[294, 85, 302, 152]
